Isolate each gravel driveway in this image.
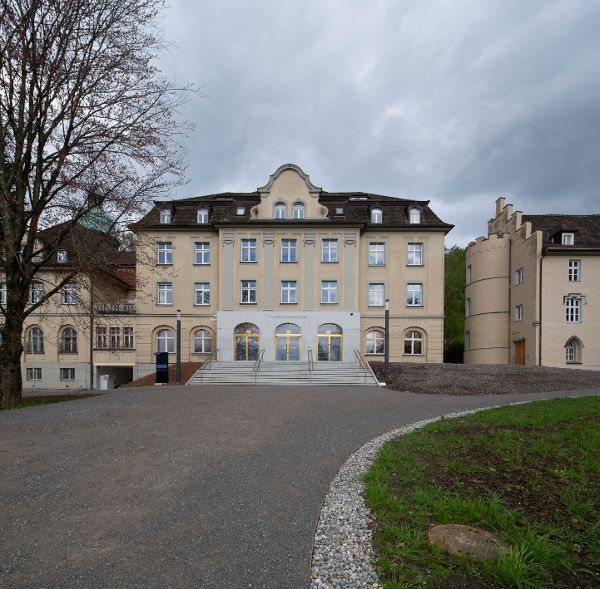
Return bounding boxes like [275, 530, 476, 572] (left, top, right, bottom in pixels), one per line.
[1, 385, 599, 588]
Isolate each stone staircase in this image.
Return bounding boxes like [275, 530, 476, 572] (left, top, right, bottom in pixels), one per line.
[187, 360, 379, 386]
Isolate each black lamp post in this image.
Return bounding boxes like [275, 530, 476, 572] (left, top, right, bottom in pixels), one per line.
[176, 309, 182, 383]
[384, 298, 390, 381]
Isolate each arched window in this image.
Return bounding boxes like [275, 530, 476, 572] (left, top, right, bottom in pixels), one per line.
[156, 329, 174, 353]
[565, 337, 582, 363]
[60, 327, 78, 353]
[274, 202, 287, 219]
[404, 330, 424, 355]
[317, 323, 342, 335]
[27, 326, 44, 353]
[197, 208, 209, 224]
[234, 322, 260, 334]
[194, 329, 212, 354]
[160, 209, 171, 224]
[276, 323, 301, 334]
[293, 202, 305, 219]
[366, 329, 385, 355]
[371, 208, 382, 224]
[409, 207, 421, 224]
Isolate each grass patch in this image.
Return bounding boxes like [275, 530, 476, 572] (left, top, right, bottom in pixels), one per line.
[2, 394, 99, 410]
[364, 397, 600, 588]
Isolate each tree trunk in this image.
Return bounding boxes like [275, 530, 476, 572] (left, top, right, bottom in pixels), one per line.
[0, 317, 25, 410]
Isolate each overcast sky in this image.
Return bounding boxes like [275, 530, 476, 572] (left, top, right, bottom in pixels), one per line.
[158, 0, 600, 246]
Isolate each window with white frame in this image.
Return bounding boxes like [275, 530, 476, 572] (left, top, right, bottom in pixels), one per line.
[409, 207, 421, 224]
[110, 327, 120, 350]
[156, 329, 174, 353]
[274, 202, 286, 219]
[236, 206, 245, 216]
[241, 238, 257, 262]
[281, 281, 297, 304]
[194, 329, 212, 353]
[26, 326, 44, 353]
[156, 282, 172, 305]
[194, 282, 210, 305]
[514, 267, 523, 285]
[60, 367, 75, 381]
[565, 296, 583, 323]
[371, 208, 382, 224]
[561, 232, 574, 245]
[197, 208, 209, 224]
[368, 242, 385, 265]
[29, 281, 44, 304]
[514, 304, 523, 321]
[321, 280, 338, 304]
[157, 242, 173, 265]
[406, 283, 423, 306]
[281, 239, 297, 263]
[123, 327, 134, 349]
[321, 239, 338, 263]
[0, 282, 6, 305]
[565, 338, 581, 363]
[26, 367, 42, 381]
[194, 242, 211, 265]
[365, 329, 384, 355]
[466, 265, 472, 284]
[368, 283, 385, 306]
[568, 259, 581, 282]
[61, 282, 77, 305]
[335, 207, 344, 216]
[160, 209, 171, 224]
[407, 242, 424, 266]
[96, 326, 107, 349]
[404, 330, 423, 355]
[465, 297, 471, 317]
[60, 327, 77, 353]
[57, 250, 68, 263]
[293, 202, 305, 219]
[240, 280, 257, 304]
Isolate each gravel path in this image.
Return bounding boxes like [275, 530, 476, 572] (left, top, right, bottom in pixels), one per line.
[1, 385, 599, 588]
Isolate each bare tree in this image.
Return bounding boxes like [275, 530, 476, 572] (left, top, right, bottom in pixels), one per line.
[0, 0, 192, 408]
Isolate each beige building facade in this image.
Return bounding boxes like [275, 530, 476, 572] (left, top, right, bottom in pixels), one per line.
[465, 198, 600, 368]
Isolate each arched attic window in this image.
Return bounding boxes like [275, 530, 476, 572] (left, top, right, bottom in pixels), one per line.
[293, 202, 305, 219]
[274, 202, 287, 219]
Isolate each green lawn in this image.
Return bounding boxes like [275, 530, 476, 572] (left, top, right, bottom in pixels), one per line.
[1, 394, 98, 410]
[364, 397, 600, 588]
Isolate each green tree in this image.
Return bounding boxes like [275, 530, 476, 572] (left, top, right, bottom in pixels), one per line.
[444, 245, 466, 362]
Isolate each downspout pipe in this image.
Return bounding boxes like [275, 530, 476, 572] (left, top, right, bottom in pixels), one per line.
[539, 253, 544, 366]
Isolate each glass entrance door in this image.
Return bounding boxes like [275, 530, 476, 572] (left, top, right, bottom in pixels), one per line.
[235, 334, 260, 361]
[317, 334, 343, 361]
[276, 335, 301, 361]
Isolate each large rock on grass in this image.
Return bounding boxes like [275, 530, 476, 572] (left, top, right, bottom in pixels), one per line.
[427, 524, 507, 560]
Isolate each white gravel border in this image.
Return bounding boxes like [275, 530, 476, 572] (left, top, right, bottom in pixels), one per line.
[309, 403, 531, 589]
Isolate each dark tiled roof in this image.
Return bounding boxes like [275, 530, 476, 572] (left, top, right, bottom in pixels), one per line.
[522, 214, 600, 250]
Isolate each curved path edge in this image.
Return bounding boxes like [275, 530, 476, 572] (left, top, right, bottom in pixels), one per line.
[309, 393, 598, 589]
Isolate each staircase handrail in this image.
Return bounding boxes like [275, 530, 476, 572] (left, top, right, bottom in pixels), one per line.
[307, 348, 314, 383]
[253, 349, 265, 383]
[354, 349, 380, 385]
[198, 350, 218, 383]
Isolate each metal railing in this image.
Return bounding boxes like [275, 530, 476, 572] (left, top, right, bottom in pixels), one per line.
[354, 349, 380, 385]
[197, 350, 217, 383]
[307, 348, 314, 383]
[253, 349, 265, 383]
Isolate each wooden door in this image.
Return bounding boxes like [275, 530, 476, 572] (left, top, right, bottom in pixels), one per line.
[515, 340, 526, 365]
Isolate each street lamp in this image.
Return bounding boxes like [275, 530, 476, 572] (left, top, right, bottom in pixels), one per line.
[176, 309, 182, 383]
[384, 298, 390, 381]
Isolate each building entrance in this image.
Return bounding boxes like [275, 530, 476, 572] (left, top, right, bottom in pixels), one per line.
[234, 323, 260, 361]
[275, 323, 301, 361]
[317, 323, 343, 361]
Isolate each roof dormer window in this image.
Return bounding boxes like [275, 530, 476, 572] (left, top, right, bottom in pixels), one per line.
[335, 207, 344, 216]
[409, 207, 421, 224]
[160, 209, 171, 224]
[371, 208, 382, 224]
[562, 232, 574, 245]
[57, 250, 68, 264]
[293, 202, 305, 219]
[274, 202, 286, 219]
[236, 206, 245, 216]
[197, 208, 208, 224]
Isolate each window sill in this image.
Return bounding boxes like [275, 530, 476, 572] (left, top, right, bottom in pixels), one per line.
[566, 361, 582, 365]
[365, 353, 384, 356]
[406, 264, 424, 267]
[156, 263, 173, 266]
[156, 303, 174, 306]
[406, 305, 424, 308]
[280, 261, 298, 264]
[240, 261, 257, 264]
[321, 261, 339, 264]
[320, 302, 339, 305]
[368, 304, 385, 307]
[194, 303, 211, 307]
[403, 353, 424, 356]
[193, 263, 211, 266]
[280, 302, 298, 305]
[58, 351, 78, 355]
[240, 302, 258, 305]
[192, 352, 213, 355]
[368, 264, 385, 267]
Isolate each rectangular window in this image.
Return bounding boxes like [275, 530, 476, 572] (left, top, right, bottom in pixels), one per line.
[565, 297, 582, 322]
[123, 327, 134, 350]
[60, 367, 75, 381]
[562, 232, 574, 245]
[197, 208, 208, 224]
[514, 267, 523, 285]
[157, 242, 173, 265]
[407, 242, 424, 266]
[160, 209, 171, 224]
[96, 326, 107, 349]
[280, 280, 297, 304]
[0, 282, 6, 305]
[156, 282, 172, 305]
[406, 283, 423, 306]
[26, 367, 42, 381]
[368, 283, 385, 306]
[465, 297, 471, 317]
[514, 304, 523, 321]
[29, 281, 44, 304]
[368, 243, 385, 265]
[281, 239, 297, 263]
[61, 283, 77, 305]
[194, 242, 211, 265]
[194, 282, 210, 305]
[110, 327, 120, 350]
[321, 239, 338, 263]
[57, 250, 68, 263]
[466, 265, 472, 284]
[568, 259, 581, 282]
[321, 280, 338, 304]
[240, 280, 257, 304]
[241, 238, 257, 262]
